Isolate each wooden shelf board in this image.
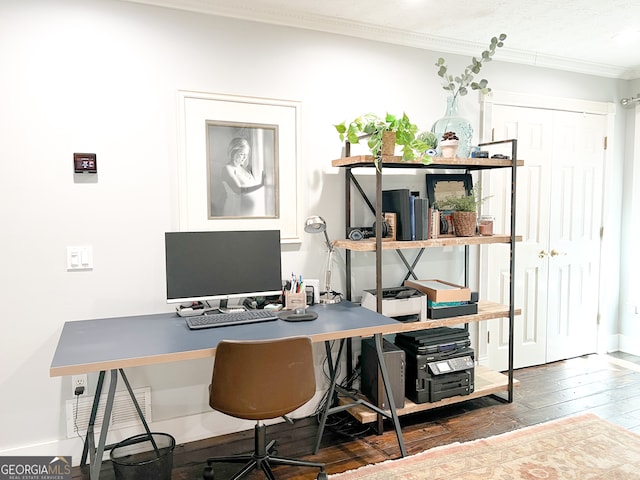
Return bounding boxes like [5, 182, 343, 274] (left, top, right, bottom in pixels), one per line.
[371, 301, 521, 335]
[331, 155, 523, 169]
[342, 365, 519, 424]
[333, 234, 522, 251]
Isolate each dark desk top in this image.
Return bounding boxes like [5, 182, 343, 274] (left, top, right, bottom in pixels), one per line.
[50, 301, 402, 377]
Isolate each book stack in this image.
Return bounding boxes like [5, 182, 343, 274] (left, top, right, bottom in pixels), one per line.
[382, 189, 440, 241]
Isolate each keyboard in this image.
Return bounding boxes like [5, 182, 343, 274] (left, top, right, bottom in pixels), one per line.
[185, 309, 278, 330]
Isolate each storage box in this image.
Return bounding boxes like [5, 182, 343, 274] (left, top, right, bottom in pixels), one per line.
[361, 287, 427, 322]
[403, 279, 471, 303]
[427, 303, 478, 319]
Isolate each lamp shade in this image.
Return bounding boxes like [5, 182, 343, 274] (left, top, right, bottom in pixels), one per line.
[304, 215, 327, 234]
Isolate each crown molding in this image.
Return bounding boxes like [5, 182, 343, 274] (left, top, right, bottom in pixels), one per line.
[127, 0, 636, 80]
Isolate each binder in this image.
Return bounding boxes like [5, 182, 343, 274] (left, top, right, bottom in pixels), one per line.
[413, 196, 422, 240]
[382, 189, 412, 241]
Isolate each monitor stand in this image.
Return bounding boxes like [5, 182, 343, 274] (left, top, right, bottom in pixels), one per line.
[217, 299, 246, 314]
[176, 304, 218, 317]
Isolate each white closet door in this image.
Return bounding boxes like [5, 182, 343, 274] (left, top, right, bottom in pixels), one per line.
[484, 104, 605, 370]
[484, 105, 552, 370]
[545, 110, 604, 362]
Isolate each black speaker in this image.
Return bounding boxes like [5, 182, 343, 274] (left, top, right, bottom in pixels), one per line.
[360, 337, 405, 410]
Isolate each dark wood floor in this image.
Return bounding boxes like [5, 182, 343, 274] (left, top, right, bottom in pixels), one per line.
[74, 352, 640, 479]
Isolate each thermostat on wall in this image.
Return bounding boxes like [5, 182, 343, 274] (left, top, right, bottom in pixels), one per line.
[74, 153, 97, 174]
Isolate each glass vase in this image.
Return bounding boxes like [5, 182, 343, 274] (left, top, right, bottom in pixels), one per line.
[431, 96, 473, 159]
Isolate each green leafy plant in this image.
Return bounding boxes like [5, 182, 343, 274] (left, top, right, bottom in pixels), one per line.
[417, 131, 438, 150]
[334, 113, 433, 166]
[435, 34, 507, 100]
[436, 185, 490, 212]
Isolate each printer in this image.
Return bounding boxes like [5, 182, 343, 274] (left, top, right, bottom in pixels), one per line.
[395, 327, 474, 403]
[361, 286, 427, 322]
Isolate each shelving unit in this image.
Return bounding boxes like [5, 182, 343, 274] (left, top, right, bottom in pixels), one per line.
[343, 366, 514, 423]
[334, 140, 522, 420]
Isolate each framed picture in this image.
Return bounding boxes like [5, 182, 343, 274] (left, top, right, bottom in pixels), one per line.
[177, 91, 303, 243]
[206, 121, 278, 219]
[425, 173, 473, 208]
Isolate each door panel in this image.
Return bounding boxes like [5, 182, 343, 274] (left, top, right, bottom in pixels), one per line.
[546, 111, 604, 362]
[484, 106, 551, 370]
[484, 105, 604, 371]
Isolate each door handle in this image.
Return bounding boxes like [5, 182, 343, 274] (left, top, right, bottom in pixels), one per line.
[539, 250, 549, 259]
[550, 249, 566, 257]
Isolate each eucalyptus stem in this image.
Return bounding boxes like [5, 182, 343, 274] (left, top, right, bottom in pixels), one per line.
[435, 34, 507, 100]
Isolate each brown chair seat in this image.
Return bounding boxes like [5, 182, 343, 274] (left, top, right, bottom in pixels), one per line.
[203, 336, 326, 480]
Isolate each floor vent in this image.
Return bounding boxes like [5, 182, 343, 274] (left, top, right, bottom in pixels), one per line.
[65, 387, 152, 438]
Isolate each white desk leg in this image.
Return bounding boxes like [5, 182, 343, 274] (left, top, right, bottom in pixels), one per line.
[89, 369, 118, 480]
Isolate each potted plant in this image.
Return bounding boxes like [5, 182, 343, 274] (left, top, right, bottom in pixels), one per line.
[436, 185, 489, 237]
[439, 131, 459, 159]
[335, 113, 433, 167]
[417, 131, 438, 155]
[431, 33, 507, 158]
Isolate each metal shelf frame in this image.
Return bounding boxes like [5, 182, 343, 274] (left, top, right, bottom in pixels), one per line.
[338, 139, 519, 404]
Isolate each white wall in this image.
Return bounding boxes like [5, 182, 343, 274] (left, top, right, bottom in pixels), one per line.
[0, 0, 633, 461]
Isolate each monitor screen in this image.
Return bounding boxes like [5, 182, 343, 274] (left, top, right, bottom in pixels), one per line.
[164, 230, 282, 304]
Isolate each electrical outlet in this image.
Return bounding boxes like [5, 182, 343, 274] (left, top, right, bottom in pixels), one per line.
[71, 374, 87, 396]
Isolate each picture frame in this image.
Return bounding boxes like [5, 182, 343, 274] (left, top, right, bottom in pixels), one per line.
[425, 173, 473, 208]
[206, 120, 279, 219]
[425, 173, 473, 235]
[177, 91, 303, 243]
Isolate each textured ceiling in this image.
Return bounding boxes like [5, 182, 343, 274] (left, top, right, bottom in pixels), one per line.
[128, 0, 640, 79]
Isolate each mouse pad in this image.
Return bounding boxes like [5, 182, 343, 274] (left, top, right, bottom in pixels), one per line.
[277, 310, 318, 322]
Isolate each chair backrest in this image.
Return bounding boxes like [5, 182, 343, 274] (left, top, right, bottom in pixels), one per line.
[209, 336, 316, 421]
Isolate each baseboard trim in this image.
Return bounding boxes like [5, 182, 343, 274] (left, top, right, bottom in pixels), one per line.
[1, 393, 323, 466]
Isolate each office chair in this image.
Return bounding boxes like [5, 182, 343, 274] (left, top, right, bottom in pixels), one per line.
[203, 336, 327, 480]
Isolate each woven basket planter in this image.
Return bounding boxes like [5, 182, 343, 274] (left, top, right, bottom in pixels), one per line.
[452, 211, 477, 237]
[381, 131, 396, 156]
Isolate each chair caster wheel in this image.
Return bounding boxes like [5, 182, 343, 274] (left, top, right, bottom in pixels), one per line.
[203, 466, 215, 480]
[317, 471, 328, 480]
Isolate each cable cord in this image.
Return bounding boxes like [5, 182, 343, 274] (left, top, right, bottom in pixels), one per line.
[312, 343, 371, 438]
[73, 394, 85, 442]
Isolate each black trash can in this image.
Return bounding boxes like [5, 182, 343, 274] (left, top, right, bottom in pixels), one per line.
[110, 432, 175, 480]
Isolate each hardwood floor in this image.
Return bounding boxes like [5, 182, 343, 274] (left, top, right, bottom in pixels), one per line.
[73, 352, 640, 479]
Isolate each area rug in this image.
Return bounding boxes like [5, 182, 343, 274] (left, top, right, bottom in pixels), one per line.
[330, 413, 640, 479]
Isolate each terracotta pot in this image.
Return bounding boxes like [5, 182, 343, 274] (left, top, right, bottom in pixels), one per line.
[440, 139, 459, 159]
[452, 211, 477, 237]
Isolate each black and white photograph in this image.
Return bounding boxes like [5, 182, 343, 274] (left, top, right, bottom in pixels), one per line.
[177, 92, 302, 242]
[207, 121, 279, 219]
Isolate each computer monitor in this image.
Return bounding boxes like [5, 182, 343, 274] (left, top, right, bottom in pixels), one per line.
[164, 230, 283, 306]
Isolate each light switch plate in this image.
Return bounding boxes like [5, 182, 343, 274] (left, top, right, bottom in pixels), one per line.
[67, 246, 93, 270]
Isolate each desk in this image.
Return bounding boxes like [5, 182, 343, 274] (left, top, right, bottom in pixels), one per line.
[50, 302, 408, 479]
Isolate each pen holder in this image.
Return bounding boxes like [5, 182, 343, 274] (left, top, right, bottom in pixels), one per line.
[284, 291, 306, 310]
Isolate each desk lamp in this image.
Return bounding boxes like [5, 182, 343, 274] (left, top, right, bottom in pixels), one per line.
[304, 215, 342, 304]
